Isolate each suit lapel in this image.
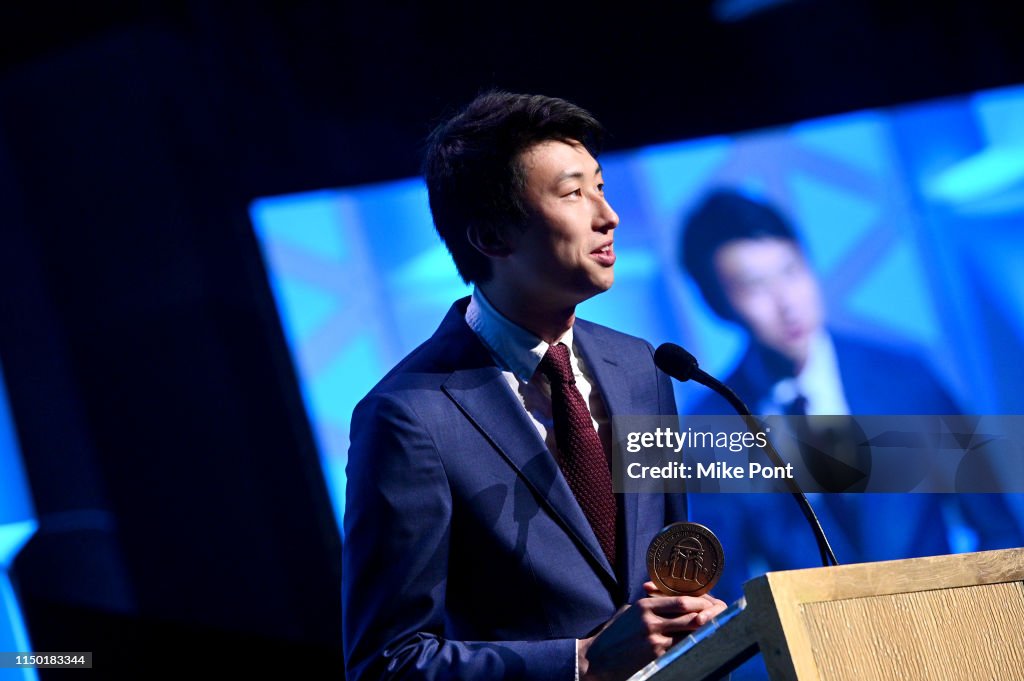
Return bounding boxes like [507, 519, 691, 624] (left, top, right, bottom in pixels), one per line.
[574, 322, 660, 599]
[437, 307, 618, 585]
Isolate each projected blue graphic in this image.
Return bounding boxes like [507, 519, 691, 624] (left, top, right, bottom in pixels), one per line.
[250, 84, 1024, 600]
[0, 363, 39, 681]
[251, 183, 471, 522]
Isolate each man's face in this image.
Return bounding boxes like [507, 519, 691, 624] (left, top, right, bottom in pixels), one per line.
[713, 237, 824, 369]
[502, 140, 619, 309]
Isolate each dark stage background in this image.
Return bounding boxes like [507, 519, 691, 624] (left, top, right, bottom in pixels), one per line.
[2, 1, 1023, 678]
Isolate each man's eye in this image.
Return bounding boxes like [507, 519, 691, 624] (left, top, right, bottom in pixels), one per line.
[597, 183, 605, 193]
[566, 188, 582, 198]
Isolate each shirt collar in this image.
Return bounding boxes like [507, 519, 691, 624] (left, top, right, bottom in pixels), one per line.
[769, 329, 846, 413]
[465, 288, 574, 383]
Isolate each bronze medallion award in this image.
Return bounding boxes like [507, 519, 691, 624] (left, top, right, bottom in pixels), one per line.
[646, 522, 725, 597]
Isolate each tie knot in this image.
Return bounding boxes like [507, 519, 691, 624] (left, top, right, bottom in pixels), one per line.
[540, 343, 575, 386]
[785, 395, 808, 416]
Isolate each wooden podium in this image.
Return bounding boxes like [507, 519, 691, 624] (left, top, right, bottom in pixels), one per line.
[634, 548, 1024, 681]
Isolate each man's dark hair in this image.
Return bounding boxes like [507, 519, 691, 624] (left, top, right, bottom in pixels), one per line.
[680, 188, 802, 319]
[422, 91, 604, 284]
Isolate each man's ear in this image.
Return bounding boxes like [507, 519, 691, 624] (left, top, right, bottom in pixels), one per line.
[467, 223, 513, 257]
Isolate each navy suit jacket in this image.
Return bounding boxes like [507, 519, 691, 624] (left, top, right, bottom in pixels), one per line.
[343, 299, 685, 681]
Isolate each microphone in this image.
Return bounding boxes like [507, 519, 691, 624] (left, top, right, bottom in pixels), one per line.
[655, 343, 839, 567]
[654, 344, 745, 414]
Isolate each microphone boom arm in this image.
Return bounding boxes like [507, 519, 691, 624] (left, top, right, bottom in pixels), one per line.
[695, 368, 839, 567]
[655, 343, 839, 568]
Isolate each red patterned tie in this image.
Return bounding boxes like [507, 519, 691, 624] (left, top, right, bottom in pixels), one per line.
[539, 342, 617, 567]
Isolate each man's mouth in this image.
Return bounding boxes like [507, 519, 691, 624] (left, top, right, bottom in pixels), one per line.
[591, 242, 615, 266]
[783, 325, 808, 342]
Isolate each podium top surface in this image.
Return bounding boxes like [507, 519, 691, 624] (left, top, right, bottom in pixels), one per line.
[745, 546, 1024, 604]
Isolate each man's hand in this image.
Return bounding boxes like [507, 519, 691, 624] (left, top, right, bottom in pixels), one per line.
[578, 583, 727, 681]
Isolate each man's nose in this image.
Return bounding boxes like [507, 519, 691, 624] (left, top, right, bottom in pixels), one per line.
[594, 196, 619, 231]
[773, 282, 800, 317]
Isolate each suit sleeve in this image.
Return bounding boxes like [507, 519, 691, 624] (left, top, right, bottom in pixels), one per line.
[343, 392, 577, 681]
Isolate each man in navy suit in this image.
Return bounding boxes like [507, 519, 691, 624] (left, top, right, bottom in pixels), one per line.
[677, 187, 961, 603]
[343, 93, 726, 681]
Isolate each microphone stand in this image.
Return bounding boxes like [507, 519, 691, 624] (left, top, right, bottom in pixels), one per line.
[654, 343, 839, 567]
[695, 369, 839, 567]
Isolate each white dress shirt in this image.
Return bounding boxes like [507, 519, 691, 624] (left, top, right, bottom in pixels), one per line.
[465, 288, 613, 459]
[766, 330, 851, 416]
